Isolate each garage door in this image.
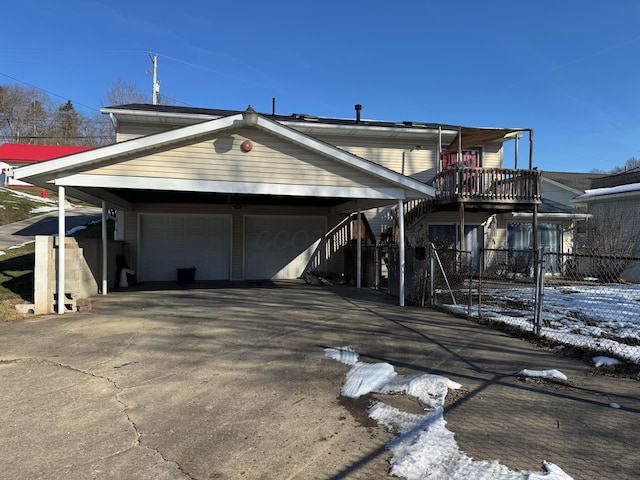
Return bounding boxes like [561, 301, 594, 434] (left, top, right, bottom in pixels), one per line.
[244, 215, 326, 280]
[139, 214, 231, 281]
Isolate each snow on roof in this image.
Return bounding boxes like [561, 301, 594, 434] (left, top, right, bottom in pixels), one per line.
[0, 143, 93, 164]
[574, 182, 640, 201]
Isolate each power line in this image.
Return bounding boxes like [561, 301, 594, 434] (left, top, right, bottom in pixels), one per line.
[0, 71, 101, 113]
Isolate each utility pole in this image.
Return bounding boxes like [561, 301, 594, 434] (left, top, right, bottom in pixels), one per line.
[149, 53, 160, 105]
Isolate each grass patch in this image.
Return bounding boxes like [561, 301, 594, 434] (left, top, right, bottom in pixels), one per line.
[0, 242, 35, 321]
[0, 187, 56, 226]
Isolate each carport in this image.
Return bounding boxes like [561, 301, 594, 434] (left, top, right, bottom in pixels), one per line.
[12, 107, 436, 313]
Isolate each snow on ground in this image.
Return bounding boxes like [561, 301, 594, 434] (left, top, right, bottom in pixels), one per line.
[593, 356, 620, 367]
[325, 347, 574, 480]
[519, 369, 568, 381]
[445, 284, 640, 364]
[30, 205, 59, 214]
[1, 186, 73, 209]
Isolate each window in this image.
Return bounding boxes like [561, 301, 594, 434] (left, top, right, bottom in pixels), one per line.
[428, 224, 484, 270]
[507, 222, 562, 273]
[440, 148, 482, 170]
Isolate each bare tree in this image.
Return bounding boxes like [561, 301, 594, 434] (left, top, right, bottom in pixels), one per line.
[576, 203, 640, 282]
[101, 79, 149, 107]
[0, 84, 54, 143]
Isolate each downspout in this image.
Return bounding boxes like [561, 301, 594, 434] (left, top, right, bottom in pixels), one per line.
[57, 186, 66, 314]
[101, 201, 108, 295]
[529, 129, 534, 170]
[356, 210, 362, 289]
[514, 133, 520, 169]
[398, 199, 405, 307]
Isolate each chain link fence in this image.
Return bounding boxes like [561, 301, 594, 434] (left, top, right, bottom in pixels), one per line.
[393, 245, 640, 365]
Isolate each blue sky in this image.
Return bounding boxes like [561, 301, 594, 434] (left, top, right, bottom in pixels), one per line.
[3, 1, 640, 173]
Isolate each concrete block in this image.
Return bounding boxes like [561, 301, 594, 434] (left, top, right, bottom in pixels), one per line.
[15, 304, 35, 314]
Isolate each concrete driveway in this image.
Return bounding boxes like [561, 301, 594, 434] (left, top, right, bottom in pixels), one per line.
[0, 282, 638, 479]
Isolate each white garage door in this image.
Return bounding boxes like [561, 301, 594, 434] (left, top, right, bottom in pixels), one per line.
[139, 214, 231, 281]
[244, 215, 326, 280]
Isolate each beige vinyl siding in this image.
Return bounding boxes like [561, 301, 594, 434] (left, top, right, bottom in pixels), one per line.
[84, 129, 390, 189]
[318, 135, 438, 183]
[482, 142, 503, 169]
[123, 204, 341, 281]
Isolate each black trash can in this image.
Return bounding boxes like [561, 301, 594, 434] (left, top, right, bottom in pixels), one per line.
[177, 266, 196, 283]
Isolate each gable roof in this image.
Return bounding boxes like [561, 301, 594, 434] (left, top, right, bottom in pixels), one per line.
[13, 108, 436, 210]
[0, 143, 92, 164]
[542, 171, 608, 193]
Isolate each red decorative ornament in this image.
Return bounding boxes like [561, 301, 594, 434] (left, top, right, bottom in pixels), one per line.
[241, 140, 253, 152]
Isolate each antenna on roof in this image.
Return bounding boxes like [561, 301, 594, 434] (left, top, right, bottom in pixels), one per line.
[148, 53, 160, 105]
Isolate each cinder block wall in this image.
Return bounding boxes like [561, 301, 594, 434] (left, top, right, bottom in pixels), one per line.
[34, 236, 124, 314]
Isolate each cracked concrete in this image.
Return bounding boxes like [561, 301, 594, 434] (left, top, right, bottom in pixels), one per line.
[0, 281, 638, 479]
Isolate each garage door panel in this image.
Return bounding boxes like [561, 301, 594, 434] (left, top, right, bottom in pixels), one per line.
[245, 215, 326, 280]
[139, 214, 231, 281]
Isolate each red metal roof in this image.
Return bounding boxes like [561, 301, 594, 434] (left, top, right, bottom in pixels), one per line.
[0, 143, 93, 164]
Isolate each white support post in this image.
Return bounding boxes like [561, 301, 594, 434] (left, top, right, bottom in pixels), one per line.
[57, 186, 66, 314]
[437, 126, 442, 175]
[101, 201, 108, 295]
[356, 210, 362, 289]
[398, 199, 405, 307]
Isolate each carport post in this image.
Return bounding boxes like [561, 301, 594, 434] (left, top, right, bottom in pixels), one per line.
[57, 186, 66, 314]
[101, 201, 108, 295]
[356, 210, 362, 289]
[398, 199, 405, 306]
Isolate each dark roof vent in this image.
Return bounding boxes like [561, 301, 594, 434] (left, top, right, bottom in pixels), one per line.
[355, 104, 362, 124]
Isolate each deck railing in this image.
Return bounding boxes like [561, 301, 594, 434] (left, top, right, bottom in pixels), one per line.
[431, 167, 542, 205]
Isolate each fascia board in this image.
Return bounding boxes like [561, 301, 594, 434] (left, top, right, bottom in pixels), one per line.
[254, 116, 436, 198]
[571, 187, 640, 204]
[14, 114, 244, 180]
[510, 212, 591, 220]
[55, 173, 408, 200]
[282, 120, 456, 139]
[101, 107, 219, 125]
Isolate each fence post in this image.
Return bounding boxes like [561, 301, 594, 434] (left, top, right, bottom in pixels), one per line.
[478, 249, 483, 320]
[533, 246, 545, 335]
[467, 252, 473, 319]
[428, 244, 435, 306]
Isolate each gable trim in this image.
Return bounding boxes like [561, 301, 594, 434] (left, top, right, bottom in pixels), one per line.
[13, 114, 245, 179]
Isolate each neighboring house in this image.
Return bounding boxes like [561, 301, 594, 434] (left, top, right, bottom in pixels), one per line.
[484, 172, 604, 275]
[12, 104, 542, 308]
[0, 143, 92, 186]
[571, 169, 640, 282]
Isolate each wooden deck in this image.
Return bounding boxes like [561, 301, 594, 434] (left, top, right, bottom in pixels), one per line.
[431, 167, 542, 210]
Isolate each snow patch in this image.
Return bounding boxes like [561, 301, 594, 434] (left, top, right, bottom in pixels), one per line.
[341, 361, 396, 398]
[66, 225, 87, 235]
[328, 347, 574, 480]
[325, 346, 358, 365]
[592, 356, 620, 367]
[519, 369, 568, 381]
[30, 206, 59, 214]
